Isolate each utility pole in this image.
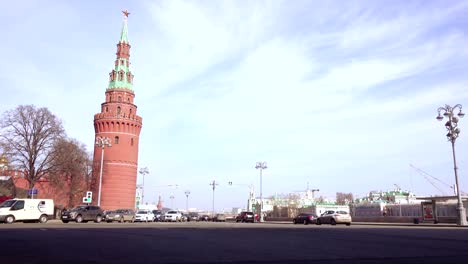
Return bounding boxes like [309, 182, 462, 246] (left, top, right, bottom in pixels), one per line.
[210, 180, 219, 218]
[255, 162, 267, 222]
[138, 167, 149, 205]
[185, 190, 191, 212]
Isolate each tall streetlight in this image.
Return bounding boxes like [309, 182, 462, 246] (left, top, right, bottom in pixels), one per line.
[185, 190, 191, 212]
[209, 180, 218, 218]
[436, 104, 467, 226]
[169, 194, 175, 209]
[139, 167, 149, 204]
[95, 136, 112, 206]
[255, 161, 267, 223]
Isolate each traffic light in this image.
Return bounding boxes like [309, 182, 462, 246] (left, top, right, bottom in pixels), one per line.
[83, 191, 92, 203]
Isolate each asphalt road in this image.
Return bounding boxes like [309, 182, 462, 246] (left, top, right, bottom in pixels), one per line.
[1, 221, 468, 264]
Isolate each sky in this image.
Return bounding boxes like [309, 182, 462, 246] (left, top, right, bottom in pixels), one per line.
[2, 0, 468, 211]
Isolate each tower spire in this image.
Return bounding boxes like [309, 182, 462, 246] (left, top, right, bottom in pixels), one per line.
[120, 10, 130, 44]
[108, 10, 133, 91]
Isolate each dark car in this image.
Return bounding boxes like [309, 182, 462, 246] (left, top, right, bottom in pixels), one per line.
[200, 214, 211, 221]
[105, 209, 136, 223]
[152, 210, 162, 222]
[61, 205, 104, 223]
[293, 213, 317, 225]
[236, 211, 254, 223]
[188, 212, 199, 222]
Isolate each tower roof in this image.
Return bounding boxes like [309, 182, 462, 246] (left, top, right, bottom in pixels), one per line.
[120, 10, 129, 44]
[107, 10, 133, 91]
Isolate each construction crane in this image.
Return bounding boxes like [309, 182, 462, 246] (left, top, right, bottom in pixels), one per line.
[293, 182, 319, 200]
[409, 164, 467, 196]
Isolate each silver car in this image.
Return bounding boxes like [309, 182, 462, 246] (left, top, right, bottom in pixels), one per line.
[316, 210, 352, 226]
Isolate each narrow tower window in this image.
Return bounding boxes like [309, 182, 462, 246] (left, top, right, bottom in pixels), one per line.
[105, 107, 108, 112]
[117, 106, 121, 115]
[115, 136, 119, 144]
[131, 138, 134, 146]
[118, 71, 124, 81]
[118, 96, 122, 102]
[129, 109, 132, 115]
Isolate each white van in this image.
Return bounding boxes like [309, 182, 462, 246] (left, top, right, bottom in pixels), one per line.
[0, 198, 54, 224]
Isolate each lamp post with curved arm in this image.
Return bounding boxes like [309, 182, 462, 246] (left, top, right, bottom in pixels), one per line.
[436, 104, 467, 226]
[255, 161, 267, 223]
[185, 190, 191, 213]
[95, 136, 112, 207]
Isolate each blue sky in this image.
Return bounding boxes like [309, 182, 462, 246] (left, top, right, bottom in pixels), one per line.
[2, 0, 468, 211]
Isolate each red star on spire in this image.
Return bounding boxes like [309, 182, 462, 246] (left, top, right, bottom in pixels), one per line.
[122, 10, 130, 18]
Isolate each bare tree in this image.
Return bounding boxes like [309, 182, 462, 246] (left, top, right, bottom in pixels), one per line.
[0, 105, 65, 192]
[48, 138, 91, 207]
[336, 192, 354, 205]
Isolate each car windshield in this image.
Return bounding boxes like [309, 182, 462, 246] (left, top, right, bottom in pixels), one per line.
[71, 206, 86, 211]
[115, 210, 125, 213]
[0, 200, 16, 208]
[167, 211, 177, 214]
[137, 211, 147, 214]
[189, 213, 198, 216]
[245, 212, 253, 215]
[337, 211, 348, 214]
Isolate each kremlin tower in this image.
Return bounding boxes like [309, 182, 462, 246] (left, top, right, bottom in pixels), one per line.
[92, 11, 142, 210]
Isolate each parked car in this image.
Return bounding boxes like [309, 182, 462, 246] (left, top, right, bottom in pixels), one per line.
[61, 205, 104, 223]
[152, 210, 163, 222]
[236, 211, 254, 223]
[135, 210, 155, 222]
[105, 209, 135, 223]
[164, 210, 183, 222]
[200, 214, 211, 221]
[293, 213, 317, 225]
[316, 210, 352, 226]
[213, 214, 226, 222]
[0, 198, 54, 224]
[188, 212, 200, 222]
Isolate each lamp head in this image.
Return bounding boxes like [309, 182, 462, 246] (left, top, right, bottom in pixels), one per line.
[436, 114, 443, 121]
[458, 110, 465, 118]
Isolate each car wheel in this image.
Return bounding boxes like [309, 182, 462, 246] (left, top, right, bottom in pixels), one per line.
[120, 217, 124, 223]
[346, 223, 351, 226]
[39, 214, 48, 223]
[107, 221, 112, 223]
[75, 215, 83, 223]
[316, 219, 321, 225]
[330, 219, 336, 225]
[293, 220, 297, 224]
[95, 215, 102, 223]
[62, 220, 69, 223]
[5, 215, 15, 224]
[303, 219, 309, 225]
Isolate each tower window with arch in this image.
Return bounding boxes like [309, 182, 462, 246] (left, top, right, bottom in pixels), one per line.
[118, 71, 124, 81]
[118, 96, 122, 102]
[114, 136, 119, 144]
[129, 108, 132, 115]
[131, 138, 134, 146]
[117, 106, 121, 115]
[105, 107, 108, 112]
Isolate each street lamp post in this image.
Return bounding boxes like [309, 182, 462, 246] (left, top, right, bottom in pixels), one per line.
[95, 136, 112, 207]
[436, 104, 467, 226]
[185, 190, 191, 212]
[255, 161, 267, 223]
[209, 180, 218, 218]
[138, 167, 149, 204]
[170, 194, 175, 209]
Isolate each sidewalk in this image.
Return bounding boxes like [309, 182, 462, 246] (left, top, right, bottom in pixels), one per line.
[264, 220, 468, 227]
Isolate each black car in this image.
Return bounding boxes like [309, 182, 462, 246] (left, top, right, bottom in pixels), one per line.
[152, 210, 162, 222]
[187, 212, 199, 222]
[293, 213, 317, 225]
[236, 211, 254, 223]
[61, 205, 104, 223]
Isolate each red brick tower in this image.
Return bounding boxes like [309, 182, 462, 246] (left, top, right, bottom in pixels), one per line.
[92, 11, 142, 210]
